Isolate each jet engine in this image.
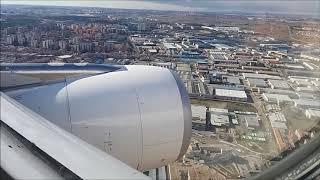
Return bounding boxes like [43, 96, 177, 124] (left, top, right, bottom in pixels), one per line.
[5, 65, 192, 171]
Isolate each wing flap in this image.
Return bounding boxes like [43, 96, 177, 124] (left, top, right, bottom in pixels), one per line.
[1, 122, 64, 180]
[0, 92, 149, 179]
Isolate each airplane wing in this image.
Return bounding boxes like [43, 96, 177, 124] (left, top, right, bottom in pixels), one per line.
[1, 63, 125, 90]
[0, 92, 150, 179]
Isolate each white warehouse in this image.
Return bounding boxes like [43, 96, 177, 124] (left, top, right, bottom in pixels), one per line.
[214, 88, 247, 102]
[262, 93, 293, 104]
[294, 99, 320, 109]
[305, 109, 320, 120]
[191, 105, 207, 120]
[268, 79, 291, 90]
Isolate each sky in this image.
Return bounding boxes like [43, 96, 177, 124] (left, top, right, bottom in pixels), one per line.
[2, 0, 320, 16]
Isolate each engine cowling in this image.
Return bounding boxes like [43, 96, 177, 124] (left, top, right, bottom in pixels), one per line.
[6, 65, 192, 171]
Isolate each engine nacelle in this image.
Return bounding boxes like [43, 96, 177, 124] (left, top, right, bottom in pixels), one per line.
[6, 65, 192, 171]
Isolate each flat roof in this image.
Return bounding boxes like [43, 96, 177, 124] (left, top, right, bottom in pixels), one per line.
[191, 105, 206, 119]
[294, 99, 320, 108]
[210, 108, 228, 113]
[311, 81, 320, 87]
[262, 93, 292, 102]
[268, 79, 291, 89]
[248, 78, 268, 87]
[268, 112, 287, 122]
[222, 75, 241, 85]
[148, 49, 157, 53]
[270, 121, 287, 129]
[163, 43, 177, 49]
[211, 113, 229, 126]
[285, 64, 305, 69]
[215, 89, 247, 99]
[306, 109, 320, 118]
[296, 86, 318, 92]
[261, 88, 298, 98]
[244, 114, 260, 128]
[57, 55, 73, 59]
[243, 73, 282, 80]
[213, 44, 234, 49]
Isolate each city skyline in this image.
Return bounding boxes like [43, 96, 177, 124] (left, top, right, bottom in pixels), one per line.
[2, 0, 320, 17]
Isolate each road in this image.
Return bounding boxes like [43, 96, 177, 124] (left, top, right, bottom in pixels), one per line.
[251, 92, 278, 156]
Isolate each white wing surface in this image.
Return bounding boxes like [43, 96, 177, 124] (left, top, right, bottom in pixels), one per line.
[0, 92, 150, 180]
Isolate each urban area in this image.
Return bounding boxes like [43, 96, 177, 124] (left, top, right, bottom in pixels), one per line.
[1, 4, 320, 179]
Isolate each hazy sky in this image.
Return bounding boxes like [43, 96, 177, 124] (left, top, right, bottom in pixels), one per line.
[2, 0, 320, 16]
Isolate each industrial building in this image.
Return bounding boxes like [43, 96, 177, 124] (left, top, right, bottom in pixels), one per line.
[247, 78, 269, 88]
[210, 108, 229, 127]
[305, 109, 320, 120]
[210, 113, 230, 127]
[262, 93, 293, 104]
[244, 114, 260, 130]
[289, 77, 313, 87]
[206, 84, 214, 95]
[176, 63, 191, 72]
[210, 73, 242, 86]
[268, 112, 288, 129]
[265, 104, 281, 112]
[294, 99, 320, 109]
[214, 88, 247, 102]
[152, 62, 175, 69]
[186, 81, 193, 95]
[210, 84, 244, 91]
[261, 88, 299, 99]
[191, 81, 208, 96]
[242, 73, 282, 80]
[311, 80, 320, 87]
[210, 108, 228, 113]
[176, 70, 191, 82]
[213, 44, 235, 51]
[294, 80, 314, 87]
[301, 53, 320, 61]
[268, 79, 291, 90]
[297, 92, 315, 99]
[229, 112, 239, 125]
[209, 51, 231, 60]
[191, 105, 206, 120]
[284, 64, 306, 70]
[221, 75, 241, 85]
[295, 86, 318, 93]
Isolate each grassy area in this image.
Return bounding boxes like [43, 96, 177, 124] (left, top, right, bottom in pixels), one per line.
[281, 105, 316, 130]
[236, 139, 277, 157]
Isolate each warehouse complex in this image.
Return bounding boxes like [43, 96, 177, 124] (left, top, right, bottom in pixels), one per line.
[214, 88, 247, 102]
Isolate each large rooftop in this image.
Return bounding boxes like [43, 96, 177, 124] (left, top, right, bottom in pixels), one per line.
[215, 89, 247, 99]
[243, 73, 282, 80]
[211, 113, 229, 126]
[191, 105, 206, 120]
[294, 99, 320, 108]
[262, 93, 292, 103]
[247, 78, 268, 87]
[268, 79, 291, 89]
